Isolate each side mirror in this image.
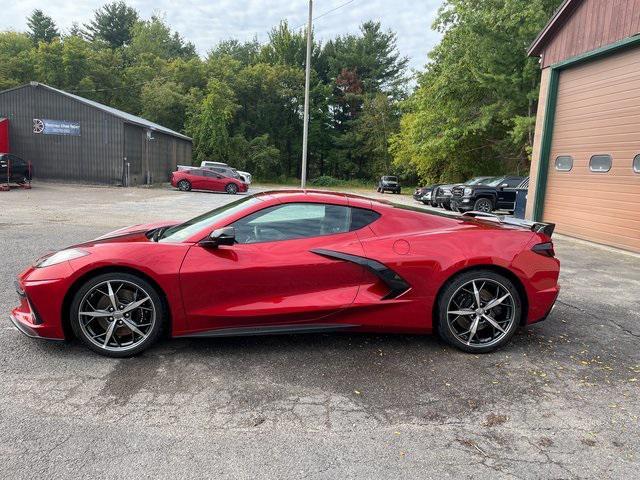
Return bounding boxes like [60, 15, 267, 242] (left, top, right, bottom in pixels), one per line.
[199, 227, 236, 248]
[499, 183, 508, 190]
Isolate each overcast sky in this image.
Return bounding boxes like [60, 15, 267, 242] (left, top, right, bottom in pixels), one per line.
[2, 0, 443, 73]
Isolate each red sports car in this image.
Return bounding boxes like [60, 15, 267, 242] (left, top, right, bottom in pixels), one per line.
[170, 168, 248, 194]
[10, 190, 559, 357]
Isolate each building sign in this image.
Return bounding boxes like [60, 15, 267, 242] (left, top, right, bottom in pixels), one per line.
[33, 118, 81, 136]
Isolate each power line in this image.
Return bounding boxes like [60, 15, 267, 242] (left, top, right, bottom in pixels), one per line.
[294, 0, 358, 30]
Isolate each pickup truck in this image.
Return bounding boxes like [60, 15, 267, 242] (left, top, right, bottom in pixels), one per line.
[450, 176, 526, 213]
[0, 153, 33, 185]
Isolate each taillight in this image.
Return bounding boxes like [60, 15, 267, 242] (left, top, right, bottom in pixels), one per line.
[532, 242, 555, 257]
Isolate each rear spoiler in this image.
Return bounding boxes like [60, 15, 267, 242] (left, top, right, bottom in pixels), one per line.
[462, 211, 555, 237]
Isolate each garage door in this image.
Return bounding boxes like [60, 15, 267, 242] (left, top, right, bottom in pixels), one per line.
[545, 46, 640, 252]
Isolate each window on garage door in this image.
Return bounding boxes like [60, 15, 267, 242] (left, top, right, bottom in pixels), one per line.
[589, 155, 612, 173]
[634, 154, 640, 174]
[554, 155, 573, 172]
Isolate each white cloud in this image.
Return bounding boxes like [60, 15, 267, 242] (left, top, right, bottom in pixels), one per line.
[2, 0, 443, 71]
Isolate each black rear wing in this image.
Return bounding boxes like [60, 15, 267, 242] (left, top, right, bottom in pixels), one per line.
[462, 211, 555, 237]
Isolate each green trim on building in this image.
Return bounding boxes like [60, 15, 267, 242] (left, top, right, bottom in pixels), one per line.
[532, 34, 640, 221]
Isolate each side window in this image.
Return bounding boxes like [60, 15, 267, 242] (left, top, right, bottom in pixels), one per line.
[232, 203, 352, 244]
[555, 156, 573, 172]
[589, 154, 612, 173]
[191, 170, 205, 176]
[633, 154, 640, 174]
[203, 170, 218, 177]
[9, 155, 25, 167]
[504, 178, 523, 188]
[350, 208, 381, 230]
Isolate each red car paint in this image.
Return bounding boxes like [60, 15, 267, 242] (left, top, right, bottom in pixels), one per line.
[0, 118, 9, 153]
[170, 169, 248, 193]
[11, 190, 560, 342]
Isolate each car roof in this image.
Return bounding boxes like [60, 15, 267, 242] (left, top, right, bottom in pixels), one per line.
[254, 189, 382, 209]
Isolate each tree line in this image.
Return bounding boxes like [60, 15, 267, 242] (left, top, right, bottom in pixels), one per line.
[1, 1, 563, 184]
[1, 2, 407, 183]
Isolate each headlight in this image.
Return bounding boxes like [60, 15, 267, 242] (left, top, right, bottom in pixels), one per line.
[36, 248, 89, 268]
[464, 187, 473, 196]
[424, 192, 432, 199]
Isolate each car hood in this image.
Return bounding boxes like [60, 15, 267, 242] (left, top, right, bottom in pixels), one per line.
[85, 221, 179, 245]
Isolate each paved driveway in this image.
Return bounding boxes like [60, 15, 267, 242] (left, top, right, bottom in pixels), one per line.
[1, 183, 638, 479]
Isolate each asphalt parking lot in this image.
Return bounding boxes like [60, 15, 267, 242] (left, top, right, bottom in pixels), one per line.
[1, 182, 639, 479]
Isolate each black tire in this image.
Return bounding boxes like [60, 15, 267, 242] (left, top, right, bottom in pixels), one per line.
[443, 203, 452, 211]
[178, 180, 191, 191]
[473, 197, 493, 213]
[225, 183, 239, 194]
[70, 272, 165, 358]
[437, 269, 522, 354]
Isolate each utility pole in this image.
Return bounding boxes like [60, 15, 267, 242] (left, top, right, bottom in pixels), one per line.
[300, 0, 313, 188]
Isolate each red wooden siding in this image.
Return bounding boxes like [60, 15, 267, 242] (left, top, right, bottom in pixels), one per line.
[540, 0, 640, 68]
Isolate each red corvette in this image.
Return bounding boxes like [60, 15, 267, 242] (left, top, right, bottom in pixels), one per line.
[170, 168, 248, 194]
[11, 190, 559, 357]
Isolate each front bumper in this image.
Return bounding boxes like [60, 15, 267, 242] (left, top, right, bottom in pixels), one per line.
[10, 312, 64, 341]
[10, 266, 71, 341]
[450, 198, 474, 211]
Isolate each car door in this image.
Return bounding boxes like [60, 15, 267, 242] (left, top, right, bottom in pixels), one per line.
[496, 177, 523, 210]
[202, 169, 225, 191]
[179, 202, 367, 334]
[188, 170, 207, 190]
[8, 155, 26, 182]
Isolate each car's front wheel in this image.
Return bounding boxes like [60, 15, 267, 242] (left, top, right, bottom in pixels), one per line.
[225, 183, 239, 194]
[177, 180, 191, 191]
[70, 273, 165, 357]
[473, 198, 493, 213]
[437, 270, 522, 353]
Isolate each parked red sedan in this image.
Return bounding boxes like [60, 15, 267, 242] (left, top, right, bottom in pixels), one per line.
[171, 168, 248, 194]
[10, 190, 559, 357]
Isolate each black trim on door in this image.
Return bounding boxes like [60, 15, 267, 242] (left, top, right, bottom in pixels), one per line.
[310, 249, 411, 300]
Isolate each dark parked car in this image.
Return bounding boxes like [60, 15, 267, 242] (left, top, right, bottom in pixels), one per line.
[413, 185, 430, 201]
[450, 176, 526, 213]
[433, 177, 496, 210]
[377, 176, 401, 194]
[0, 153, 32, 184]
[433, 184, 455, 209]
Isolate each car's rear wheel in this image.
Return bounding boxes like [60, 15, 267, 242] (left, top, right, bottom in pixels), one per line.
[177, 180, 191, 191]
[437, 270, 521, 353]
[473, 198, 493, 213]
[70, 273, 165, 358]
[225, 183, 239, 194]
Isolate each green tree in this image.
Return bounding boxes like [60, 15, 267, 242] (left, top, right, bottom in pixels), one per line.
[186, 80, 238, 163]
[83, 1, 139, 48]
[27, 9, 59, 44]
[140, 80, 189, 132]
[129, 15, 196, 60]
[0, 32, 35, 89]
[391, 0, 563, 183]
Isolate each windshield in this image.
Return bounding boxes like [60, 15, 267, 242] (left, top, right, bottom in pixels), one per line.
[485, 177, 507, 187]
[465, 177, 494, 185]
[383, 176, 398, 182]
[159, 196, 261, 243]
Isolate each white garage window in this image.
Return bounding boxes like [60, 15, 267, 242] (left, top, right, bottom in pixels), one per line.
[589, 154, 612, 173]
[554, 155, 573, 171]
[634, 154, 640, 173]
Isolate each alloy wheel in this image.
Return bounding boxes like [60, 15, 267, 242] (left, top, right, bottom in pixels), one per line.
[178, 180, 191, 191]
[446, 278, 515, 348]
[226, 183, 238, 194]
[77, 280, 156, 353]
[475, 198, 492, 213]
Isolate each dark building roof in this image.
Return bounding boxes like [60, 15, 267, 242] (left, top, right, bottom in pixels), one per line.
[528, 0, 581, 57]
[0, 82, 191, 141]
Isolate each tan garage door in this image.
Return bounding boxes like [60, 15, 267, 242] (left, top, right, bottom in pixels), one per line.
[545, 46, 640, 252]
